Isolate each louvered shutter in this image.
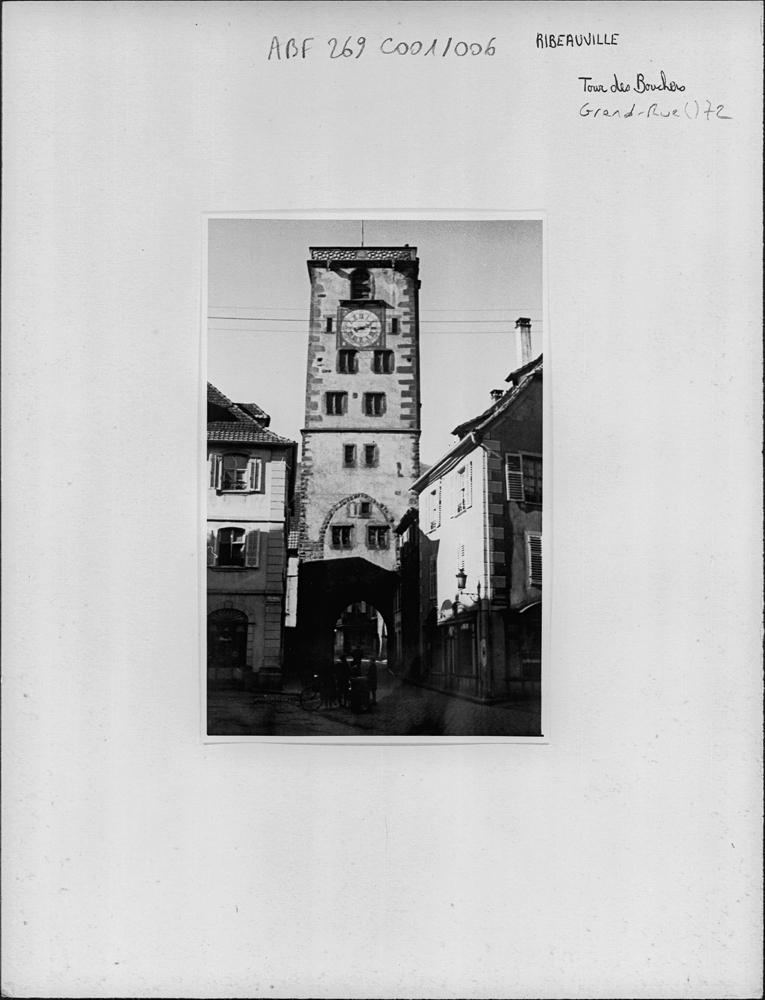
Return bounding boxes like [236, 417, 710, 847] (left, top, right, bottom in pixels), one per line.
[436, 482, 442, 528]
[506, 454, 524, 501]
[207, 530, 217, 567]
[449, 473, 457, 518]
[466, 461, 473, 509]
[245, 530, 261, 568]
[249, 458, 263, 492]
[210, 454, 222, 489]
[528, 533, 542, 586]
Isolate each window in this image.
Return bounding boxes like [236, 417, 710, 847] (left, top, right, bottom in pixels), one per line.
[326, 317, 334, 333]
[215, 527, 261, 568]
[391, 318, 399, 334]
[338, 350, 358, 373]
[429, 554, 438, 600]
[331, 525, 353, 549]
[367, 526, 389, 549]
[373, 351, 394, 374]
[221, 454, 248, 491]
[363, 393, 385, 416]
[427, 482, 442, 532]
[455, 462, 473, 515]
[527, 532, 542, 586]
[212, 454, 264, 492]
[505, 453, 543, 504]
[326, 392, 348, 415]
[343, 445, 356, 467]
[350, 268, 372, 300]
[364, 444, 378, 467]
[359, 501, 371, 517]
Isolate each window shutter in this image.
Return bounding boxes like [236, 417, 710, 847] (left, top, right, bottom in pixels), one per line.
[245, 530, 261, 568]
[506, 454, 524, 501]
[528, 534, 542, 586]
[207, 530, 217, 567]
[210, 454, 222, 489]
[437, 482, 442, 527]
[249, 458, 263, 491]
[449, 474, 457, 518]
[466, 462, 473, 508]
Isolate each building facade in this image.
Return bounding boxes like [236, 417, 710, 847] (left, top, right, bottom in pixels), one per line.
[207, 383, 297, 690]
[410, 355, 543, 701]
[287, 246, 422, 675]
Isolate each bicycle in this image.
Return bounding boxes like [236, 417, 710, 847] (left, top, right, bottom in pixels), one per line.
[299, 673, 322, 712]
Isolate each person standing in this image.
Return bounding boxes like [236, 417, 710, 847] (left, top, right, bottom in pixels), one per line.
[335, 655, 350, 708]
[367, 655, 378, 706]
[351, 646, 363, 672]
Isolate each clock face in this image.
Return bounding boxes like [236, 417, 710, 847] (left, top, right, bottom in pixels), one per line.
[341, 308, 382, 347]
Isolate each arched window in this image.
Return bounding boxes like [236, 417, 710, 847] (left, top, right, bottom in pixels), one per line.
[350, 268, 372, 300]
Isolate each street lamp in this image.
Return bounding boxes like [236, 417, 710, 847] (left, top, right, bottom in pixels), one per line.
[455, 568, 467, 591]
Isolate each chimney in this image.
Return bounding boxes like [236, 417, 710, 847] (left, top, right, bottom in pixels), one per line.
[490, 389, 504, 402]
[515, 317, 532, 367]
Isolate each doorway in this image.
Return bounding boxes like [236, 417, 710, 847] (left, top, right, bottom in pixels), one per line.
[207, 608, 248, 687]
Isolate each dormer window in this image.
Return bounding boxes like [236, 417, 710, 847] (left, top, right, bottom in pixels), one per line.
[350, 267, 372, 300]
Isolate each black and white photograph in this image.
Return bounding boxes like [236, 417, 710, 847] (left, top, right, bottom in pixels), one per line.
[5, 2, 762, 997]
[206, 219, 545, 737]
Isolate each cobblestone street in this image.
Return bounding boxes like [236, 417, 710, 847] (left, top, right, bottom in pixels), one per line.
[208, 665, 542, 737]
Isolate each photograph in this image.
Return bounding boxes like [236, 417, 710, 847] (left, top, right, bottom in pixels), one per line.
[206, 218, 545, 737]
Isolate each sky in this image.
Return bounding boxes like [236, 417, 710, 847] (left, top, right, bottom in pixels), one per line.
[208, 218, 543, 465]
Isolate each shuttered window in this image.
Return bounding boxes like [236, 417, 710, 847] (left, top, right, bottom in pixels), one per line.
[455, 462, 473, 515]
[506, 453, 542, 504]
[210, 454, 264, 493]
[505, 454, 524, 501]
[245, 530, 260, 568]
[218, 527, 246, 567]
[429, 555, 438, 600]
[527, 532, 542, 586]
[427, 482, 442, 532]
[249, 458, 264, 492]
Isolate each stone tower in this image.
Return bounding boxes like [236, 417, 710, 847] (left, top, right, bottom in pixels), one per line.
[298, 246, 421, 570]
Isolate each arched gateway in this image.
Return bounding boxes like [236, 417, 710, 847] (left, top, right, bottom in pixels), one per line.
[285, 558, 398, 683]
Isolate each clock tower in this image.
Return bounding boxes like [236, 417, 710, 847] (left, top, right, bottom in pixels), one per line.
[297, 246, 421, 571]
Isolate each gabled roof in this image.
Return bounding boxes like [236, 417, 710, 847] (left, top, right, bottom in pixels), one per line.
[451, 355, 542, 440]
[412, 355, 542, 494]
[207, 383, 295, 447]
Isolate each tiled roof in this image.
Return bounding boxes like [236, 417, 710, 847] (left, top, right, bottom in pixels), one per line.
[207, 382, 293, 444]
[207, 383, 235, 409]
[207, 422, 294, 445]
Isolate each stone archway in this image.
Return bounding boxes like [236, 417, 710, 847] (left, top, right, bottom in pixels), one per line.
[285, 557, 399, 684]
